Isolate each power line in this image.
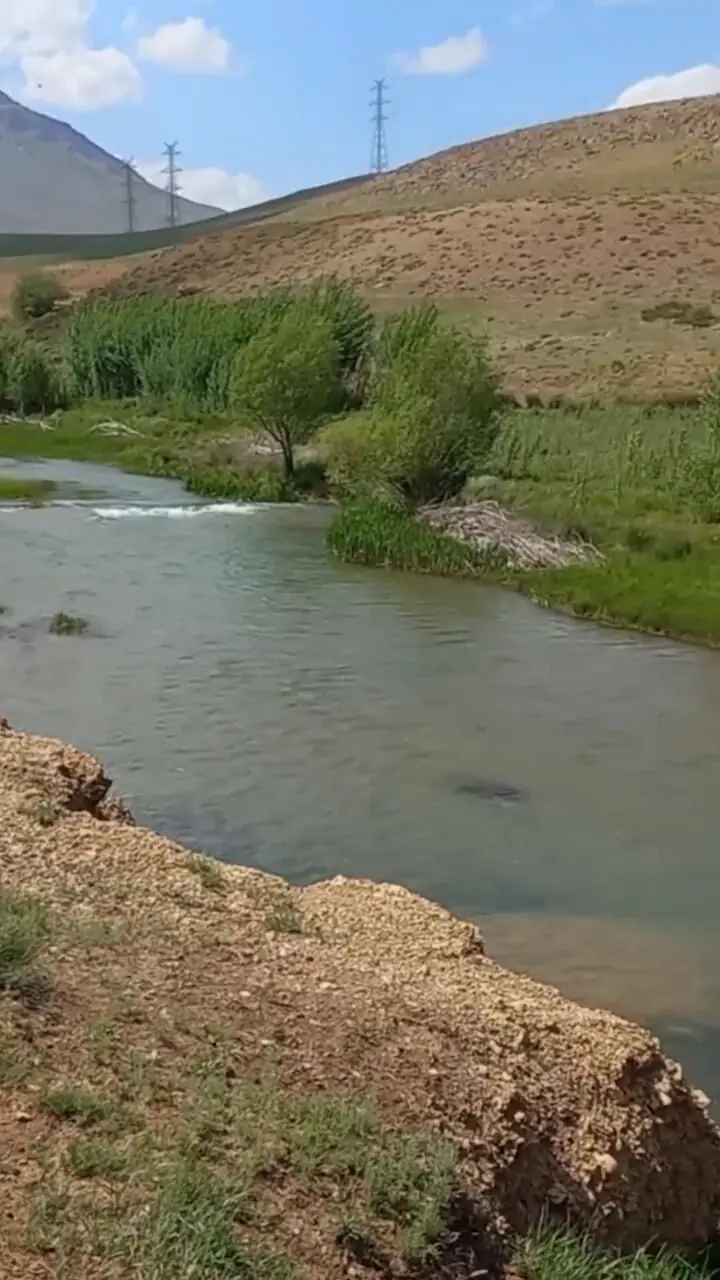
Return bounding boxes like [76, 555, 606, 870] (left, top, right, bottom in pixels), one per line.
[122, 157, 137, 233]
[162, 141, 182, 228]
[370, 79, 389, 174]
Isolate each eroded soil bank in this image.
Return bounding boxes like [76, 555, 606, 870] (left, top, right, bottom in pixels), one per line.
[2, 716, 720, 1279]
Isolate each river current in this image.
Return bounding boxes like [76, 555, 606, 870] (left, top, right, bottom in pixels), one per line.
[2, 457, 720, 1100]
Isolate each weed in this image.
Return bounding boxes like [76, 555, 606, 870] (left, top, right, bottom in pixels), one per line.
[264, 901, 304, 934]
[0, 886, 50, 994]
[0, 1035, 34, 1086]
[123, 1159, 296, 1279]
[20, 796, 62, 827]
[48, 610, 89, 636]
[66, 1137, 128, 1180]
[40, 1088, 119, 1128]
[187, 854, 226, 891]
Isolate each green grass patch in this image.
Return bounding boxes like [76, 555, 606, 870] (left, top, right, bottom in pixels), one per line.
[66, 1136, 129, 1181]
[486, 401, 720, 644]
[187, 854, 226, 892]
[40, 1088, 122, 1129]
[516, 1224, 707, 1280]
[0, 886, 51, 994]
[327, 498, 502, 576]
[0, 476, 57, 504]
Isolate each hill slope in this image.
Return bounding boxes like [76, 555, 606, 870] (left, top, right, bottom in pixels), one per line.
[0, 91, 220, 234]
[31, 96, 720, 398]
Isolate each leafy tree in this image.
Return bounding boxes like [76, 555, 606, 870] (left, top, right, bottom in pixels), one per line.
[321, 317, 501, 504]
[230, 309, 341, 477]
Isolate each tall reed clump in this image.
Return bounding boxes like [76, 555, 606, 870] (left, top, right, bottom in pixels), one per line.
[0, 328, 68, 414]
[327, 498, 495, 576]
[64, 280, 374, 418]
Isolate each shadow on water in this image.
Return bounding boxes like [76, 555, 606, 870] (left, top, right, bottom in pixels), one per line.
[4, 460, 720, 1107]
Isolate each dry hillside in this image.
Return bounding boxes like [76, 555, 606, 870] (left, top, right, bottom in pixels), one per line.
[51, 97, 720, 398]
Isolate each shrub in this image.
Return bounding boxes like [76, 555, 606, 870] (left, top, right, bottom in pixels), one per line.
[230, 308, 342, 476]
[12, 271, 70, 322]
[322, 321, 501, 505]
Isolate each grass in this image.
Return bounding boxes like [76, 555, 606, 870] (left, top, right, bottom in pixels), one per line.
[0, 886, 51, 993]
[40, 1088, 121, 1128]
[327, 497, 502, 577]
[0, 475, 57, 503]
[483, 400, 720, 644]
[27, 1062, 462, 1276]
[187, 853, 226, 891]
[516, 1226, 709, 1280]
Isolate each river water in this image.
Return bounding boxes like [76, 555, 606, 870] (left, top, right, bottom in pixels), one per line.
[2, 458, 720, 1101]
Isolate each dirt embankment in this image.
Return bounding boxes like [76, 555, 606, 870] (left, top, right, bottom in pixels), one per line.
[1, 717, 720, 1277]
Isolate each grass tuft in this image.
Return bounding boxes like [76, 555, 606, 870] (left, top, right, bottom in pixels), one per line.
[48, 610, 89, 636]
[187, 854, 226, 892]
[0, 886, 51, 994]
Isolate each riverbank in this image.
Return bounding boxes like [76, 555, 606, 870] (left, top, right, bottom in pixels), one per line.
[6, 394, 720, 647]
[1, 715, 720, 1279]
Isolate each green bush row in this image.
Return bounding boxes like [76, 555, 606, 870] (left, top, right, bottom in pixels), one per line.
[2, 285, 503, 505]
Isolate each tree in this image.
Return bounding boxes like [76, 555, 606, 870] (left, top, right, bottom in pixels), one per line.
[230, 309, 341, 477]
[321, 320, 502, 505]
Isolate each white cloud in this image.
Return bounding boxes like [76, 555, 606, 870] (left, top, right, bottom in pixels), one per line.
[21, 47, 142, 108]
[0, 0, 143, 108]
[392, 26, 488, 76]
[610, 64, 720, 108]
[137, 17, 230, 72]
[136, 160, 268, 211]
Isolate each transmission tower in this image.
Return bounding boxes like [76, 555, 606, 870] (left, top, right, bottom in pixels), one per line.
[122, 157, 137, 233]
[370, 79, 389, 173]
[162, 141, 182, 228]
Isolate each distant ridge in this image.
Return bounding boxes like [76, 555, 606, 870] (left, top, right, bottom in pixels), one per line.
[0, 90, 221, 234]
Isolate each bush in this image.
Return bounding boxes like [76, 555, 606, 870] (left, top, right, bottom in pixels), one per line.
[322, 321, 501, 504]
[12, 271, 69, 321]
[230, 308, 342, 476]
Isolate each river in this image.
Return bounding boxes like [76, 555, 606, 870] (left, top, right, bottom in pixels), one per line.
[2, 458, 720, 1102]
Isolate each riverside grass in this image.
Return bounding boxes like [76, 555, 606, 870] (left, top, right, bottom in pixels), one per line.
[487, 400, 720, 645]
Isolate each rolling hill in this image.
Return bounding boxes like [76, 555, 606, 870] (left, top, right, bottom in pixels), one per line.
[9, 94, 720, 399]
[0, 90, 220, 234]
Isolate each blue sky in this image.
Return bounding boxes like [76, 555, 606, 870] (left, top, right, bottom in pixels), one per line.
[1, 0, 719, 209]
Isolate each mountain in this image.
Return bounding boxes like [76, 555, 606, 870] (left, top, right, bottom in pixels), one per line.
[0, 91, 221, 234]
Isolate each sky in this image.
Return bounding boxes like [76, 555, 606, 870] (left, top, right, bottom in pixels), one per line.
[0, 0, 718, 212]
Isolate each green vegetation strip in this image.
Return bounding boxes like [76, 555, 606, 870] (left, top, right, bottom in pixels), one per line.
[4, 279, 720, 645]
[0, 475, 57, 503]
